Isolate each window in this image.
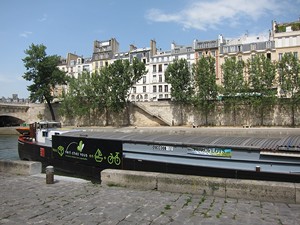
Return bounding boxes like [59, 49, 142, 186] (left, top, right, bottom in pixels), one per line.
[153, 86, 157, 93]
[279, 53, 283, 61]
[159, 75, 162, 82]
[153, 75, 157, 83]
[294, 52, 298, 59]
[133, 87, 136, 94]
[267, 53, 271, 60]
[105, 61, 108, 67]
[158, 64, 162, 72]
[159, 85, 162, 92]
[143, 58, 146, 64]
[153, 65, 156, 73]
[143, 76, 146, 84]
[143, 86, 146, 93]
[164, 64, 168, 70]
[164, 85, 168, 92]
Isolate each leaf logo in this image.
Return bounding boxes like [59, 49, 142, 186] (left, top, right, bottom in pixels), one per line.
[77, 140, 84, 152]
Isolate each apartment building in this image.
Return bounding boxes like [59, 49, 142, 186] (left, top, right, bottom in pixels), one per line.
[272, 20, 300, 61]
[56, 19, 299, 102]
[128, 41, 153, 102]
[92, 38, 119, 72]
[56, 53, 92, 98]
[193, 38, 221, 84]
[218, 34, 275, 83]
[138, 42, 195, 102]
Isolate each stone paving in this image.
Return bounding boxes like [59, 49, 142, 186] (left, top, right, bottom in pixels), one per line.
[1, 172, 300, 225]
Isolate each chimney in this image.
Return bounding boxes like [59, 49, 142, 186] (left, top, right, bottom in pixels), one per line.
[150, 39, 157, 57]
[130, 44, 137, 51]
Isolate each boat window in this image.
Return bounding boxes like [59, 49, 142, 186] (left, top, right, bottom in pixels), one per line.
[42, 131, 48, 137]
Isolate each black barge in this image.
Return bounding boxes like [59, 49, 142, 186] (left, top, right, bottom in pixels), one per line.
[18, 122, 300, 182]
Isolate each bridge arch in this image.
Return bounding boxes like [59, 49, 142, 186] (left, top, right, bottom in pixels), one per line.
[0, 115, 25, 127]
[0, 103, 30, 126]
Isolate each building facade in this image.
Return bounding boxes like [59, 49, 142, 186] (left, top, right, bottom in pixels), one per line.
[272, 20, 300, 61]
[92, 38, 119, 72]
[57, 19, 300, 102]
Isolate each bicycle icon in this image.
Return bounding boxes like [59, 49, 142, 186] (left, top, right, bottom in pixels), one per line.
[107, 152, 121, 165]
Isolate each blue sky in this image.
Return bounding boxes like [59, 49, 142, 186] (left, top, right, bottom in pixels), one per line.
[0, 0, 299, 98]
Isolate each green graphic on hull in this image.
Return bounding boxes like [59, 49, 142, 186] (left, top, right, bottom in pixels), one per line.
[77, 140, 84, 152]
[108, 152, 121, 165]
[58, 146, 64, 157]
[94, 149, 103, 162]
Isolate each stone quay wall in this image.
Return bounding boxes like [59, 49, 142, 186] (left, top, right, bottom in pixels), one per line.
[28, 101, 300, 127]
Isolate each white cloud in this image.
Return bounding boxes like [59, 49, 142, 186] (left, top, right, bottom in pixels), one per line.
[38, 13, 48, 22]
[20, 31, 33, 38]
[145, 0, 285, 31]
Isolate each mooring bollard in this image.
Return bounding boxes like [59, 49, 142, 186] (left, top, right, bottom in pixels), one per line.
[255, 166, 261, 172]
[46, 166, 54, 184]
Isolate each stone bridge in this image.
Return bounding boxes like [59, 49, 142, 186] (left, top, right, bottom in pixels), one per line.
[0, 103, 49, 126]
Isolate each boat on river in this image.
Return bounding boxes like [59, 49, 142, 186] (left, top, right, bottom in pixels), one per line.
[17, 121, 300, 182]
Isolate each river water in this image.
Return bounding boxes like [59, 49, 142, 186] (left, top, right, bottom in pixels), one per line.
[0, 135, 19, 160]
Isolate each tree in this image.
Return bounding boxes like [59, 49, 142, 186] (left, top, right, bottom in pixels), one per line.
[247, 54, 277, 125]
[60, 58, 146, 126]
[221, 57, 246, 125]
[59, 72, 97, 125]
[277, 53, 300, 127]
[22, 44, 68, 121]
[165, 58, 194, 125]
[107, 58, 147, 124]
[193, 56, 218, 126]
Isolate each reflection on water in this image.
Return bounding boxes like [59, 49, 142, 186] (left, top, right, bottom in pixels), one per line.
[0, 135, 19, 160]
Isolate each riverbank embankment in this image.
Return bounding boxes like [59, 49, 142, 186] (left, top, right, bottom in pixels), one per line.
[0, 127, 19, 135]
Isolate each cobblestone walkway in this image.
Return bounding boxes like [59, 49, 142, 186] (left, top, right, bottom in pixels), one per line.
[1, 173, 299, 225]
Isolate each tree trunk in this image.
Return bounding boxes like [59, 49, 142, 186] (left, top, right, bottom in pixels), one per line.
[105, 107, 109, 126]
[45, 98, 56, 121]
[291, 101, 295, 127]
[180, 104, 183, 125]
[126, 102, 130, 126]
[260, 104, 264, 126]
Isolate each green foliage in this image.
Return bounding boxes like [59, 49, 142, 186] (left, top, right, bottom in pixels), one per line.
[221, 57, 246, 125]
[247, 54, 277, 125]
[165, 58, 194, 125]
[165, 58, 194, 104]
[60, 58, 147, 125]
[277, 52, 300, 126]
[193, 56, 218, 125]
[222, 57, 246, 96]
[22, 43, 68, 121]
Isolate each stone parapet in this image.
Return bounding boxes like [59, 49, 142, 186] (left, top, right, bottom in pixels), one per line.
[0, 160, 42, 175]
[101, 169, 300, 204]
